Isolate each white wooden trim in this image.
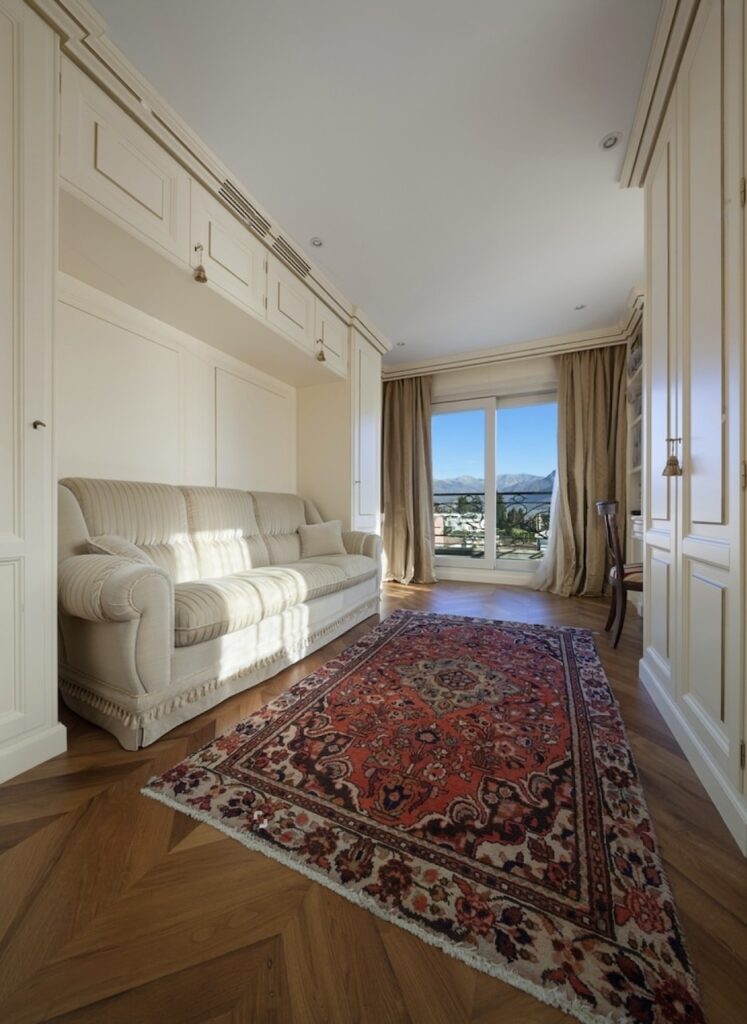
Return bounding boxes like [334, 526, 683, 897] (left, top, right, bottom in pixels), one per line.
[384, 291, 643, 381]
[620, 0, 701, 187]
[0, 723, 67, 785]
[640, 656, 747, 854]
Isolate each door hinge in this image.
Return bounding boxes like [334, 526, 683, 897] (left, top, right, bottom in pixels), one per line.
[741, 461, 747, 489]
[741, 741, 746, 770]
[263, 295, 267, 309]
[741, 178, 746, 206]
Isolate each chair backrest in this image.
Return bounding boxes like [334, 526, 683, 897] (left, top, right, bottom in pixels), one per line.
[595, 500, 624, 579]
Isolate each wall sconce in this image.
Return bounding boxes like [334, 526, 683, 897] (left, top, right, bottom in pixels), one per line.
[193, 243, 208, 283]
[662, 437, 683, 477]
[316, 338, 326, 362]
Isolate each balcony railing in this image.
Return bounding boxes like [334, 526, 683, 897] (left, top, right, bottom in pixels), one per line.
[433, 490, 553, 560]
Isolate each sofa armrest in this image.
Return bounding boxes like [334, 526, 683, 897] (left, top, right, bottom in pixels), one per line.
[58, 555, 172, 623]
[341, 531, 382, 561]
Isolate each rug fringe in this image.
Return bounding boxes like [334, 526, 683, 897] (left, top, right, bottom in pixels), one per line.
[141, 784, 620, 1024]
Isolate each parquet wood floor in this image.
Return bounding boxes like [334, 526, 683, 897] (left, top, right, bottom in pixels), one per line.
[0, 583, 745, 1023]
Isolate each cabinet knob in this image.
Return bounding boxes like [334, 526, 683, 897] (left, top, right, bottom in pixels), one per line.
[32, 420, 46, 429]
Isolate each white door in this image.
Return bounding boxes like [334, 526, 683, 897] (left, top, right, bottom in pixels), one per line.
[0, 0, 65, 781]
[675, 0, 743, 786]
[352, 332, 382, 532]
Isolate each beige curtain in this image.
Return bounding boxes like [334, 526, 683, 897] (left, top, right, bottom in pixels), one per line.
[382, 375, 436, 584]
[535, 344, 628, 596]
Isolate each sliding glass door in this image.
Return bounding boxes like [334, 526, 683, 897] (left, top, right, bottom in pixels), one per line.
[432, 400, 493, 565]
[432, 394, 557, 571]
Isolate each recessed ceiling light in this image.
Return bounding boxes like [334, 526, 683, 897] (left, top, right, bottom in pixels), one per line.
[600, 131, 621, 151]
[310, 236, 323, 247]
[575, 304, 586, 310]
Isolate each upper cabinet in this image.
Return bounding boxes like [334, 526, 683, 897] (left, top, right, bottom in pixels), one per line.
[191, 183, 268, 318]
[60, 59, 190, 263]
[267, 254, 316, 353]
[315, 303, 349, 375]
[57, 51, 389, 385]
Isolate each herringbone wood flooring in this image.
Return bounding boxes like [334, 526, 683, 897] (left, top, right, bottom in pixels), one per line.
[0, 584, 745, 1023]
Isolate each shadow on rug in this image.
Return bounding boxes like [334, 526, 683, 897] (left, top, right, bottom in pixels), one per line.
[143, 609, 703, 1024]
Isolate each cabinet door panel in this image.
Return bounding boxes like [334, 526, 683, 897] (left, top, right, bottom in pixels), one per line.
[191, 184, 267, 317]
[352, 333, 382, 531]
[683, 0, 724, 525]
[267, 255, 315, 351]
[60, 58, 189, 262]
[315, 304, 348, 376]
[0, 0, 64, 777]
[676, 0, 743, 785]
[643, 103, 677, 695]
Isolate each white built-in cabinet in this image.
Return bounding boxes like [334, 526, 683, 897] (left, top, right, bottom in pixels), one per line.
[58, 54, 363, 386]
[0, 0, 66, 782]
[296, 327, 384, 533]
[641, 0, 746, 851]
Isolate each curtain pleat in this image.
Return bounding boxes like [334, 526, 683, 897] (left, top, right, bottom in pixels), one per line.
[382, 376, 436, 584]
[535, 344, 628, 596]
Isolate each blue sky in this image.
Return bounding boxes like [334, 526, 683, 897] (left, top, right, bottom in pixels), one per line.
[432, 402, 557, 479]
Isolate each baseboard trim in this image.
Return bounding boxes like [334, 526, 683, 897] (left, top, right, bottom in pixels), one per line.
[0, 723, 67, 785]
[436, 565, 538, 586]
[639, 657, 747, 855]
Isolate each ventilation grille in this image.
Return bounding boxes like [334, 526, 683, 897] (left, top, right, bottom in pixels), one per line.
[272, 236, 311, 278]
[218, 179, 271, 239]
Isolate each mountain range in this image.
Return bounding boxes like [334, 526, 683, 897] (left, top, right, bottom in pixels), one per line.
[433, 470, 555, 494]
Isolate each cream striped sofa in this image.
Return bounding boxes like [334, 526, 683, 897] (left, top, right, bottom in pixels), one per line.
[57, 478, 381, 749]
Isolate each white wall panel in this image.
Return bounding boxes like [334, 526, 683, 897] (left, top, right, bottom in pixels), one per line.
[216, 370, 295, 492]
[56, 276, 297, 493]
[56, 302, 181, 482]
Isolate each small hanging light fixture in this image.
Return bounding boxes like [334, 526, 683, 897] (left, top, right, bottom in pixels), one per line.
[662, 437, 683, 477]
[193, 243, 208, 283]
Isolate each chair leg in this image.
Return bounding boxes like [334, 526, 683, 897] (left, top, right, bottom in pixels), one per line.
[611, 584, 627, 648]
[604, 586, 617, 632]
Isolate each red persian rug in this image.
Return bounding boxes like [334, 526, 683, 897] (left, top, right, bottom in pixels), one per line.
[144, 611, 703, 1024]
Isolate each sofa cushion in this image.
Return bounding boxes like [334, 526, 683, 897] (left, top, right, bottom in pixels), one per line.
[173, 561, 349, 647]
[300, 553, 378, 583]
[181, 486, 270, 577]
[87, 535, 154, 564]
[251, 492, 306, 564]
[299, 520, 346, 559]
[60, 478, 199, 583]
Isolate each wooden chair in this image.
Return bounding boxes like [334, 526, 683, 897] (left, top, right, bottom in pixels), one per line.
[595, 500, 643, 648]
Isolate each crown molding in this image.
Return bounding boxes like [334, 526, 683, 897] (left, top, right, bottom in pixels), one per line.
[619, 0, 700, 188]
[25, 0, 391, 351]
[382, 289, 643, 381]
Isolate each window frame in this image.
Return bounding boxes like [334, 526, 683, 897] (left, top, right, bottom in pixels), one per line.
[432, 390, 557, 573]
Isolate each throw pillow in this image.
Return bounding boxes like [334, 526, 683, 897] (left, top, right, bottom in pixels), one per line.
[87, 535, 154, 564]
[299, 520, 346, 559]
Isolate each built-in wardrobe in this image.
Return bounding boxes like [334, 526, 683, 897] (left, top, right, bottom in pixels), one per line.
[630, 0, 746, 852]
[0, 0, 389, 783]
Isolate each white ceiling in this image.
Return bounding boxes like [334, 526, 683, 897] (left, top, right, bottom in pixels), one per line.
[90, 0, 659, 366]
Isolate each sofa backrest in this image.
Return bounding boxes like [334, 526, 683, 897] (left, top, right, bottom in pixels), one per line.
[59, 478, 200, 582]
[251, 492, 307, 564]
[181, 486, 270, 576]
[59, 478, 322, 581]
